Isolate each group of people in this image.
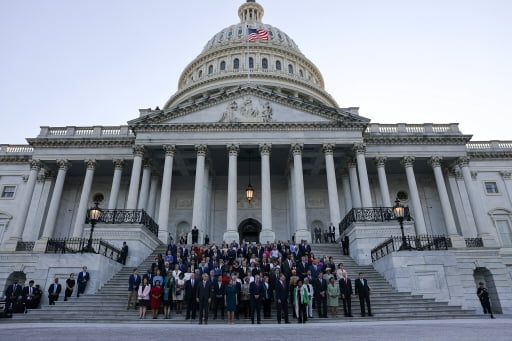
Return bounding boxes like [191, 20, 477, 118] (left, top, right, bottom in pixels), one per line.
[3, 265, 90, 315]
[126, 238, 373, 322]
[312, 224, 337, 244]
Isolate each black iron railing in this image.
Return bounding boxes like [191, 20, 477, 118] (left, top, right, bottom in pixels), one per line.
[465, 237, 484, 248]
[371, 235, 452, 262]
[85, 209, 158, 236]
[45, 237, 123, 263]
[15, 241, 35, 251]
[339, 207, 412, 234]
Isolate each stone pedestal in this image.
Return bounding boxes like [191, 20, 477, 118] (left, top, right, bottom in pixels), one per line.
[3, 237, 20, 252]
[259, 230, 275, 245]
[449, 234, 467, 249]
[32, 237, 49, 253]
[480, 233, 499, 248]
[294, 229, 312, 243]
[223, 231, 240, 244]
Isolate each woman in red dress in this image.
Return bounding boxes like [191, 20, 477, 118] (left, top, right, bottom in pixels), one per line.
[150, 280, 163, 319]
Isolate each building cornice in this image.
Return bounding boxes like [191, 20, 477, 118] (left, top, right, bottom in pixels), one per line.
[364, 135, 472, 145]
[26, 137, 135, 149]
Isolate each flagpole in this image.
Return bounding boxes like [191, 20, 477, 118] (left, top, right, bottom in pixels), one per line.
[246, 25, 250, 84]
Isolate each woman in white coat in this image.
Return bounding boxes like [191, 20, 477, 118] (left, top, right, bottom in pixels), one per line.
[137, 277, 151, 319]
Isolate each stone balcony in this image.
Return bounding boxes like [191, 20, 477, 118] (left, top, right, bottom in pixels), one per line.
[365, 123, 462, 135]
[37, 125, 134, 138]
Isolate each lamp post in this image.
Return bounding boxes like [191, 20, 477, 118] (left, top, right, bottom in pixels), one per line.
[393, 198, 410, 250]
[84, 201, 102, 253]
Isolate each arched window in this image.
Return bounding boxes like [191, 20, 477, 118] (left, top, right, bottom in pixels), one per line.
[233, 58, 240, 69]
[262, 58, 268, 69]
[208, 65, 214, 74]
[288, 64, 294, 74]
[276, 60, 281, 70]
[220, 61, 226, 71]
[249, 57, 254, 69]
[198, 70, 203, 78]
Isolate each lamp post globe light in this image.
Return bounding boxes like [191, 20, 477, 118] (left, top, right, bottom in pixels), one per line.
[393, 198, 410, 250]
[84, 200, 102, 253]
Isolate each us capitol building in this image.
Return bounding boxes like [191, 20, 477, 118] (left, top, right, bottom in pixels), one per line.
[0, 1, 511, 314]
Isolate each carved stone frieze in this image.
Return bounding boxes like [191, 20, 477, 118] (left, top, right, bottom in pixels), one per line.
[218, 97, 273, 123]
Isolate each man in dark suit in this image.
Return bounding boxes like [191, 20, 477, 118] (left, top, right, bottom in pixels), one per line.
[328, 223, 336, 243]
[76, 266, 90, 297]
[262, 275, 272, 319]
[196, 273, 212, 324]
[313, 272, 328, 318]
[354, 272, 372, 316]
[212, 275, 225, 320]
[185, 274, 198, 320]
[191, 226, 199, 244]
[339, 272, 353, 317]
[120, 241, 129, 265]
[48, 278, 62, 305]
[341, 233, 349, 255]
[296, 256, 310, 281]
[275, 274, 289, 324]
[23, 280, 37, 311]
[281, 254, 293, 279]
[127, 268, 141, 310]
[249, 274, 264, 324]
[4, 279, 22, 313]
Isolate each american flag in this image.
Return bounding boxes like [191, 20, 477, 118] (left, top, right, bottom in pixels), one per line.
[248, 28, 270, 41]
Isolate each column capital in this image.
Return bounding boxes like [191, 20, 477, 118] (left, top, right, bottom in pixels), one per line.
[400, 156, 415, 167]
[322, 143, 335, 155]
[133, 144, 145, 157]
[113, 159, 125, 170]
[471, 170, 478, 180]
[227, 143, 240, 156]
[374, 157, 387, 168]
[30, 159, 42, 171]
[353, 143, 366, 155]
[85, 159, 97, 170]
[259, 143, 272, 156]
[195, 144, 208, 156]
[456, 156, 470, 167]
[163, 144, 176, 156]
[500, 170, 512, 180]
[452, 167, 463, 180]
[290, 143, 303, 156]
[428, 155, 443, 168]
[346, 157, 357, 168]
[56, 159, 71, 171]
[143, 159, 153, 169]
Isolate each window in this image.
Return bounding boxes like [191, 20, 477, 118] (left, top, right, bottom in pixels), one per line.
[249, 57, 254, 69]
[288, 64, 294, 74]
[208, 65, 214, 74]
[1, 186, 16, 199]
[262, 58, 268, 69]
[233, 58, 240, 69]
[276, 60, 281, 70]
[220, 61, 226, 71]
[485, 181, 499, 194]
[0, 214, 10, 244]
[496, 220, 512, 246]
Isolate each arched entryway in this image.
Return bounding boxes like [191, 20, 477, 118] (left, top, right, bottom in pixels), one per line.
[3, 271, 27, 293]
[176, 221, 190, 243]
[238, 218, 262, 243]
[474, 267, 502, 314]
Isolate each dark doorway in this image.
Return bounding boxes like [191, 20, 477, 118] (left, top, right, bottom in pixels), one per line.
[238, 218, 262, 243]
[474, 267, 502, 314]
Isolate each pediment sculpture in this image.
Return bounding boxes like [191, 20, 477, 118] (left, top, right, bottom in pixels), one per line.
[219, 97, 273, 123]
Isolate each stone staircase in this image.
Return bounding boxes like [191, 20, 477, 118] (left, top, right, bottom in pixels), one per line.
[11, 243, 477, 323]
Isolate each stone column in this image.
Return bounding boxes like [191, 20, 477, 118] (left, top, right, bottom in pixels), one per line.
[191, 144, 207, 244]
[288, 159, 297, 233]
[147, 171, 159, 218]
[291, 143, 310, 242]
[40, 160, 71, 239]
[259, 143, 275, 244]
[401, 156, 427, 235]
[340, 170, 352, 214]
[347, 157, 362, 208]
[457, 157, 498, 246]
[224, 144, 240, 243]
[158, 144, 176, 243]
[500, 171, 512, 204]
[428, 156, 465, 247]
[72, 159, 97, 238]
[4, 160, 41, 250]
[453, 167, 478, 237]
[126, 145, 145, 210]
[323, 143, 341, 239]
[137, 159, 152, 210]
[353, 144, 372, 207]
[375, 157, 392, 207]
[108, 159, 124, 209]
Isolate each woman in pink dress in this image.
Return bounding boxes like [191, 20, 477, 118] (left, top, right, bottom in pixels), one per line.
[150, 280, 163, 319]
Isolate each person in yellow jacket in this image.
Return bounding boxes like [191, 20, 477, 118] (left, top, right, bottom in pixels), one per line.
[293, 280, 310, 323]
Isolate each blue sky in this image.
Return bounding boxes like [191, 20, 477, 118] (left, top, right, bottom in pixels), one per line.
[0, 0, 510, 144]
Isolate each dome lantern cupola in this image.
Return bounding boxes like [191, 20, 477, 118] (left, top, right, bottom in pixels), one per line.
[238, 0, 264, 23]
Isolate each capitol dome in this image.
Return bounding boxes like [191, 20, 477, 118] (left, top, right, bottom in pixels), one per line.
[163, 0, 338, 109]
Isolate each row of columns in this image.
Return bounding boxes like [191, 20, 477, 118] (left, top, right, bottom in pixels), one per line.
[11, 143, 502, 248]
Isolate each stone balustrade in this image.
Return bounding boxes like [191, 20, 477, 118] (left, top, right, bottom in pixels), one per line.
[365, 123, 461, 135]
[0, 144, 34, 154]
[37, 126, 133, 138]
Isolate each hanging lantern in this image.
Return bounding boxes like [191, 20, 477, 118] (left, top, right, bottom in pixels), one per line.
[245, 184, 254, 202]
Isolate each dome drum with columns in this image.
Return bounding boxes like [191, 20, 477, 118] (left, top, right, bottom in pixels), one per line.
[1, 0, 512, 314]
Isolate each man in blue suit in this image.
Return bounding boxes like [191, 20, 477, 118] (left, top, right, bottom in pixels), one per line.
[4, 279, 22, 313]
[77, 266, 90, 298]
[127, 268, 141, 310]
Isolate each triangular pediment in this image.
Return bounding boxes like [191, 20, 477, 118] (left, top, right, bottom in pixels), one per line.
[128, 85, 369, 128]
